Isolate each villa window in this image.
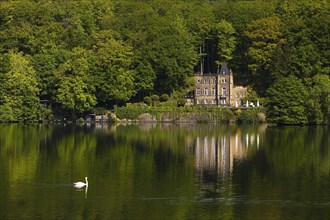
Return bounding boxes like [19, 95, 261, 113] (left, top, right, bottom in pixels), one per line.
[211, 87, 216, 95]
[196, 88, 201, 96]
[204, 88, 209, 95]
[222, 87, 227, 96]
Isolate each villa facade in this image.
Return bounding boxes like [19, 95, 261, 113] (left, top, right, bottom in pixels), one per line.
[187, 63, 247, 107]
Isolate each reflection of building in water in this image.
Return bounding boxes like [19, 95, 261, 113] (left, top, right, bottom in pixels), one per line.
[195, 130, 261, 177]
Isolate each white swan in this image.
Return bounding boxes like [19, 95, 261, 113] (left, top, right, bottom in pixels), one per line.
[74, 177, 88, 188]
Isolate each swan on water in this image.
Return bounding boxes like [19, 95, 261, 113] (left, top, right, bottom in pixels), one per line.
[74, 177, 88, 188]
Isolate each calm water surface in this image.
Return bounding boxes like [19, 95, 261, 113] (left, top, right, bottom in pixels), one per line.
[0, 124, 329, 219]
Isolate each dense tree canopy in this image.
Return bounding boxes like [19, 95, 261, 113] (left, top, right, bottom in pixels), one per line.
[0, 0, 329, 123]
[0, 51, 40, 122]
[266, 75, 308, 125]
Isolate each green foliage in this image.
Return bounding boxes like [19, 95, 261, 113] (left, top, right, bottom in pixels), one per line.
[237, 108, 264, 124]
[56, 77, 96, 111]
[177, 98, 186, 107]
[214, 0, 277, 34]
[243, 86, 259, 103]
[31, 53, 57, 99]
[92, 36, 135, 103]
[216, 107, 236, 123]
[151, 95, 160, 102]
[114, 105, 148, 120]
[153, 16, 198, 94]
[38, 105, 53, 121]
[144, 96, 152, 106]
[306, 74, 330, 124]
[244, 16, 284, 95]
[266, 75, 308, 124]
[159, 99, 178, 107]
[0, 104, 15, 122]
[215, 20, 236, 62]
[92, 107, 108, 115]
[0, 51, 40, 122]
[113, 104, 267, 123]
[133, 60, 156, 97]
[0, 0, 329, 124]
[160, 94, 169, 102]
[54, 48, 96, 118]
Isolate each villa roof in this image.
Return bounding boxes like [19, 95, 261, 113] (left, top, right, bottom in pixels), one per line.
[219, 62, 231, 75]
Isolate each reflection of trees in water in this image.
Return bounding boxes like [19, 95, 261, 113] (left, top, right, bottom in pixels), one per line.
[1, 124, 329, 219]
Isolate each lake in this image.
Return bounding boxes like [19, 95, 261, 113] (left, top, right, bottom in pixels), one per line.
[0, 123, 329, 219]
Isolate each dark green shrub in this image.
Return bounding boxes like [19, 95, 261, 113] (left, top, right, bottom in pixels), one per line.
[159, 99, 177, 107]
[237, 109, 259, 124]
[217, 108, 235, 122]
[144, 96, 152, 106]
[160, 94, 169, 102]
[115, 106, 147, 120]
[151, 94, 160, 101]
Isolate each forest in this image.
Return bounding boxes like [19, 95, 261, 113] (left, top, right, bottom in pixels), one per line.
[0, 0, 329, 124]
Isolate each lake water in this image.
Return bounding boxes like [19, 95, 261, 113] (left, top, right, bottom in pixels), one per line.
[0, 123, 329, 219]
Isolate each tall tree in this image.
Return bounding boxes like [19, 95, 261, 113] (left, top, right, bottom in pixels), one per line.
[0, 51, 39, 122]
[91, 33, 136, 105]
[153, 16, 198, 94]
[244, 16, 284, 95]
[266, 75, 308, 125]
[215, 20, 236, 63]
[275, 0, 330, 79]
[55, 47, 96, 119]
[306, 74, 330, 124]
